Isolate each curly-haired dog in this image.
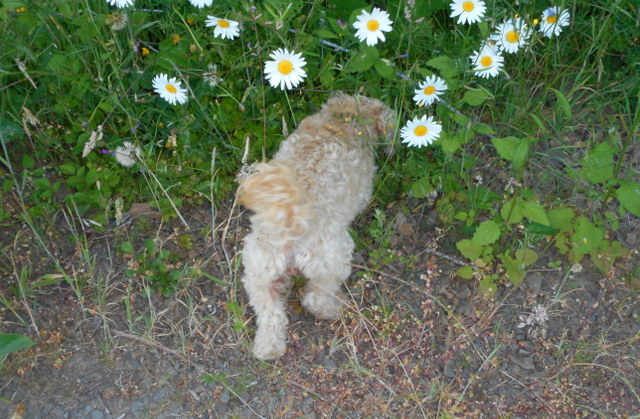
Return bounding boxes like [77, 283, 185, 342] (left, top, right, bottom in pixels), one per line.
[237, 95, 394, 360]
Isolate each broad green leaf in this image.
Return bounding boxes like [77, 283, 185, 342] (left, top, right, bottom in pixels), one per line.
[515, 249, 538, 266]
[492, 137, 529, 170]
[462, 86, 493, 106]
[570, 217, 604, 255]
[472, 220, 501, 246]
[522, 198, 549, 226]
[547, 207, 574, 233]
[501, 197, 524, 224]
[456, 265, 474, 279]
[374, 59, 394, 79]
[0, 119, 24, 143]
[315, 28, 337, 39]
[550, 88, 572, 120]
[456, 239, 482, 261]
[579, 142, 615, 184]
[346, 46, 378, 72]
[502, 255, 526, 286]
[615, 181, 640, 216]
[22, 154, 34, 170]
[478, 276, 497, 297]
[425, 56, 457, 79]
[472, 123, 495, 135]
[119, 241, 135, 254]
[410, 177, 433, 199]
[0, 334, 35, 356]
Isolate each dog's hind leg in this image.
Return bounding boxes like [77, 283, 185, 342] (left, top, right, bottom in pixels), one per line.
[298, 229, 352, 320]
[241, 233, 291, 360]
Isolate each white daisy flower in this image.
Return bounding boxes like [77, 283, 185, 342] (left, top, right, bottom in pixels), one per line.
[449, 0, 486, 25]
[205, 16, 240, 40]
[353, 7, 393, 46]
[491, 18, 532, 54]
[400, 116, 442, 148]
[413, 75, 448, 106]
[152, 73, 188, 105]
[539, 7, 570, 38]
[189, 0, 213, 7]
[264, 48, 307, 90]
[106, 0, 133, 8]
[114, 141, 142, 167]
[470, 44, 504, 78]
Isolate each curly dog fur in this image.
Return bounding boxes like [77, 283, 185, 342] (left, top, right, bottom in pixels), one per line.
[237, 94, 394, 360]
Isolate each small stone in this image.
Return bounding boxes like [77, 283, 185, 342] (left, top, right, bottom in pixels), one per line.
[91, 410, 104, 419]
[443, 359, 456, 378]
[526, 272, 543, 294]
[509, 355, 535, 370]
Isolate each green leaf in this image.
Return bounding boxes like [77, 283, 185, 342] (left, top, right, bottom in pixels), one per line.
[374, 59, 394, 79]
[0, 334, 35, 356]
[515, 249, 538, 266]
[472, 220, 501, 246]
[502, 255, 526, 286]
[615, 181, 640, 216]
[0, 119, 24, 143]
[491, 137, 529, 170]
[425, 55, 458, 79]
[315, 28, 337, 39]
[550, 88, 572, 121]
[522, 198, 549, 226]
[579, 142, 615, 184]
[501, 197, 524, 224]
[478, 276, 497, 297]
[456, 266, 474, 279]
[22, 154, 34, 170]
[346, 46, 378, 72]
[547, 207, 574, 233]
[472, 123, 495, 135]
[59, 163, 76, 175]
[570, 217, 604, 255]
[456, 239, 482, 261]
[462, 86, 493, 106]
[119, 241, 135, 254]
[410, 177, 433, 199]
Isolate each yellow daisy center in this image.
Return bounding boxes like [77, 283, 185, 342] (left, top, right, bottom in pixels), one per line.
[414, 125, 428, 136]
[367, 19, 380, 31]
[278, 60, 293, 75]
[165, 84, 177, 94]
[480, 56, 492, 67]
[462, 1, 475, 12]
[506, 30, 519, 43]
[218, 19, 230, 28]
[424, 85, 436, 95]
[546, 15, 557, 24]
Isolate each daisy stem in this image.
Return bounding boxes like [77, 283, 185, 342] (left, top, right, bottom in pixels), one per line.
[283, 90, 297, 127]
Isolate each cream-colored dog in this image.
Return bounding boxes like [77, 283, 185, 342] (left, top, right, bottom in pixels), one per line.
[237, 95, 394, 360]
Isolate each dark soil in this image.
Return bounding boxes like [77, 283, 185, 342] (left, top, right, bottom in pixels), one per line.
[1, 197, 639, 418]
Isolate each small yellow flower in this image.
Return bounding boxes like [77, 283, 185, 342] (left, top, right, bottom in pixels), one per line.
[533, 18, 539, 25]
[141, 47, 150, 56]
[172, 34, 181, 44]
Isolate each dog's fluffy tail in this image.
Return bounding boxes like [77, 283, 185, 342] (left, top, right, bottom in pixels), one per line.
[237, 161, 311, 244]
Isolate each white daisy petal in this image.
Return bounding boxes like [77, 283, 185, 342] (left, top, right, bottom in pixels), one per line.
[205, 16, 241, 40]
[264, 48, 307, 90]
[490, 17, 532, 53]
[152, 73, 188, 105]
[449, 0, 486, 25]
[189, 0, 213, 7]
[353, 7, 393, 46]
[106, 0, 133, 8]
[400, 116, 442, 148]
[470, 45, 504, 78]
[413, 75, 448, 106]
[539, 7, 570, 38]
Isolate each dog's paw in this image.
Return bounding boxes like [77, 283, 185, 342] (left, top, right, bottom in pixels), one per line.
[252, 315, 287, 360]
[301, 290, 345, 321]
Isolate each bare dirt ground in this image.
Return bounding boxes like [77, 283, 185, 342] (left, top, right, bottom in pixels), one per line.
[1, 195, 639, 418]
